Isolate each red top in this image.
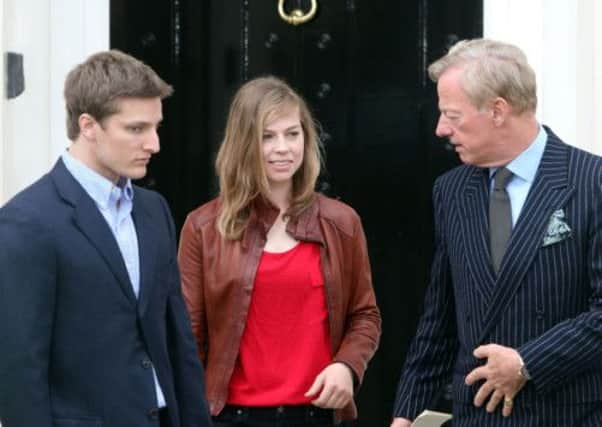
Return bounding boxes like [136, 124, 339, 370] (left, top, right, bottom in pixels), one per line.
[227, 241, 332, 406]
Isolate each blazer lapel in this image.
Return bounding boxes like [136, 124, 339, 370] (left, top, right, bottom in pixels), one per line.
[51, 160, 137, 306]
[477, 135, 575, 343]
[132, 192, 159, 317]
[73, 202, 138, 305]
[458, 168, 496, 300]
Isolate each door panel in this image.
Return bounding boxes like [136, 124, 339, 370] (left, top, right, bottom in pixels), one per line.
[111, 1, 482, 425]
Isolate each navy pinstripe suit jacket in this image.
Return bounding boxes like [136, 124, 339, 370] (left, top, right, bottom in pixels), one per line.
[394, 128, 602, 426]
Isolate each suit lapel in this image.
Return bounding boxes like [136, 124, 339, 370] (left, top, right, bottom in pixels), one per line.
[477, 134, 575, 343]
[458, 168, 496, 300]
[73, 202, 137, 305]
[51, 160, 137, 306]
[132, 191, 159, 317]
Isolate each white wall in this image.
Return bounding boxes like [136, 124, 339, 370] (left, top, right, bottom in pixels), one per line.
[484, 0, 602, 155]
[0, 0, 109, 203]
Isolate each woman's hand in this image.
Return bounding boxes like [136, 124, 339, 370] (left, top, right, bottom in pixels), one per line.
[305, 362, 354, 409]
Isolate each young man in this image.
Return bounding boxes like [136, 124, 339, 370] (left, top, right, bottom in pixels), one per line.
[392, 39, 602, 426]
[0, 50, 212, 427]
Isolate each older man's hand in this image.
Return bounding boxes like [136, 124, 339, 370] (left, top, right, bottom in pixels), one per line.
[465, 343, 527, 417]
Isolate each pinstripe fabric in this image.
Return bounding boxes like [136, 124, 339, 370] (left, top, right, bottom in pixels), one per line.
[393, 127, 602, 425]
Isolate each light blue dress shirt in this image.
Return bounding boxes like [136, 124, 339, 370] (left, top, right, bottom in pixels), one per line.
[62, 151, 166, 408]
[489, 125, 547, 227]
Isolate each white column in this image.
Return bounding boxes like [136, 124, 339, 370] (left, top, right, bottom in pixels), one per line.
[1, 0, 52, 203]
[0, 0, 109, 204]
[484, 0, 602, 155]
[585, 0, 602, 156]
[0, 1, 5, 202]
[574, 0, 594, 155]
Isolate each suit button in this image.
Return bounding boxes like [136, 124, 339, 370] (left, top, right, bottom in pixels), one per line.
[148, 408, 160, 420]
[141, 358, 152, 369]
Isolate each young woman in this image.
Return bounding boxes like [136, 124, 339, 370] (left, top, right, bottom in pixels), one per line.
[178, 76, 381, 427]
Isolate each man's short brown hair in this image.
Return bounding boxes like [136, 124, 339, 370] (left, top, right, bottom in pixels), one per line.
[64, 50, 173, 140]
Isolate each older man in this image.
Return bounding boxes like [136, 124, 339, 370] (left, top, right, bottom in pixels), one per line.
[392, 39, 602, 426]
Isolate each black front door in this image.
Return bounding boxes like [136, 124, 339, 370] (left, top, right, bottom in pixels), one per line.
[111, 2, 482, 425]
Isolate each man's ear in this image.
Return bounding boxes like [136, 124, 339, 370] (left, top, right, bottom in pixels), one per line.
[491, 97, 510, 126]
[78, 114, 98, 140]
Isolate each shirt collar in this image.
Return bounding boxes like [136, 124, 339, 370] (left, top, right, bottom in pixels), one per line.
[489, 124, 547, 183]
[61, 150, 134, 210]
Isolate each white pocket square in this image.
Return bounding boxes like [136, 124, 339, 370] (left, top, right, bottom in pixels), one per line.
[542, 209, 572, 247]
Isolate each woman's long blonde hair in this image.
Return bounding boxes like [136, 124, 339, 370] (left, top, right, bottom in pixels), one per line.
[215, 76, 323, 240]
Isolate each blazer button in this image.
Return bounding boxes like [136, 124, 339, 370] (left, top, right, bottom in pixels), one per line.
[148, 408, 160, 420]
[141, 358, 153, 369]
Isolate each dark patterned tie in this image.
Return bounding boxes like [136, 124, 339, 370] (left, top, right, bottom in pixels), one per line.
[489, 167, 513, 274]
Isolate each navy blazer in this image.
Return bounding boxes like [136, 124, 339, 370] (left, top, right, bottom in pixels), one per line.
[394, 128, 602, 425]
[0, 160, 212, 427]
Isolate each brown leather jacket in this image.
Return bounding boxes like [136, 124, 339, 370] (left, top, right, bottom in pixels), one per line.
[178, 193, 381, 421]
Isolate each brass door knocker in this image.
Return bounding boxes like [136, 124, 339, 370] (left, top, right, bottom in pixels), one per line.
[278, 0, 318, 26]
